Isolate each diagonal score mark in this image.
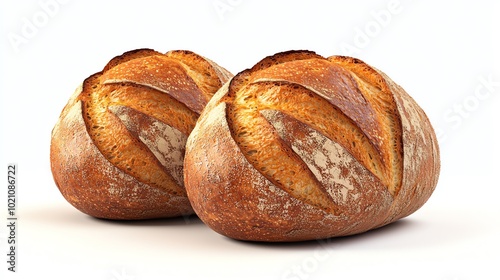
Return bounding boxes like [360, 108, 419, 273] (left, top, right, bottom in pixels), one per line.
[102, 81, 199, 136]
[101, 54, 211, 114]
[81, 75, 191, 196]
[165, 50, 234, 102]
[328, 55, 403, 195]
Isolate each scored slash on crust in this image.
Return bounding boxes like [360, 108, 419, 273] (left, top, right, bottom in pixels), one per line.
[222, 51, 404, 215]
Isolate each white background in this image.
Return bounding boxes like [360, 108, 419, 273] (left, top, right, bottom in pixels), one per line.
[1, 0, 499, 279]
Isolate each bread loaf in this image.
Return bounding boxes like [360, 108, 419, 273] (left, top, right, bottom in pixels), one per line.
[50, 48, 232, 219]
[184, 50, 440, 241]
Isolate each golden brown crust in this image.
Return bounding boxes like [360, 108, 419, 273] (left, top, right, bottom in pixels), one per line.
[50, 48, 232, 219]
[184, 50, 440, 241]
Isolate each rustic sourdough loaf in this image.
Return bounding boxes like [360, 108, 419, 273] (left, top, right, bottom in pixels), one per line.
[184, 50, 440, 241]
[50, 49, 232, 219]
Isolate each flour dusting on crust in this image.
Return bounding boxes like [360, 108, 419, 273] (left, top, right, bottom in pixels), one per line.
[260, 109, 392, 217]
[109, 105, 187, 187]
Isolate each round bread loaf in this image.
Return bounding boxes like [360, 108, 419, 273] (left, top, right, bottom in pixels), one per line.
[184, 50, 440, 241]
[50, 48, 232, 219]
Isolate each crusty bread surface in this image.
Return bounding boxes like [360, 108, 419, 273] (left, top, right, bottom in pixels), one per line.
[50, 49, 232, 219]
[184, 50, 440, 241]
